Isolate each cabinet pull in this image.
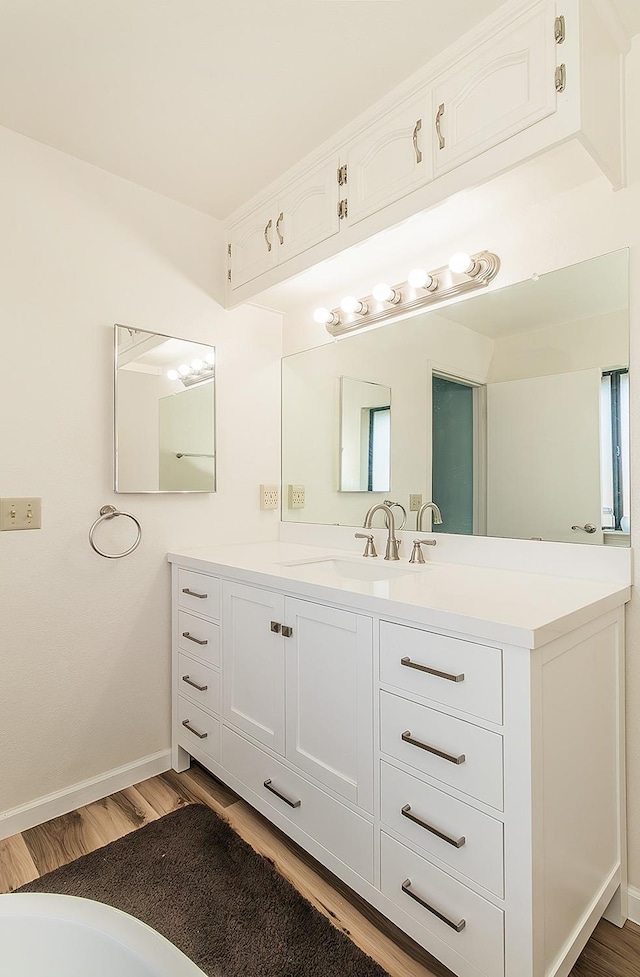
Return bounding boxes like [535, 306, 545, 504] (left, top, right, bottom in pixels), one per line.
[182, 587, 207, 599]
[275, 211, 284, 245]
[263, 779, 301, 808]
[401, 879, 466, 932]
[281, 625, 293, 638]
[401, 804, 465, 848]
[264, 219, 273, 252]
[402, 730, 465, 765]
[270, 621, 281, 633]
[182, 675, 208, 692]
[412, 119, 423, 163]
[182, 631, 208, 646]
[401, 656, 464, 683]
[435, 102, 446, 149]
[182, 719, 208, 739]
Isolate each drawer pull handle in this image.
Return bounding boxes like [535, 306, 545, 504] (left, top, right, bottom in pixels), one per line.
[182, 631, 208, 646]
[435, 102, 446, 150]
[412, 118, 423, 164]
[182, 675, 208, 692]
[401, 657, 464, 683]
[182, 588, 207, 599]
[401, 804, 465, 848]
[263, 779, 301, 808]
[401, 879, 466, 932]
[402, 730, 465, 765]
[182, 719, 208, 739]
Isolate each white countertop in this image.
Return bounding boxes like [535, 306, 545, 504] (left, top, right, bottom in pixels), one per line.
[168, 541, 631, 648]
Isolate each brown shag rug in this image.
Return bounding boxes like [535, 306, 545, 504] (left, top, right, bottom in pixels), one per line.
[18, 803, 390, 977]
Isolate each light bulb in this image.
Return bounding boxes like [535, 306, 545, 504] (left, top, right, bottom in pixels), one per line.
[313, 307, 335, 325]
[178, 364, 190, 376]
[205, 351, 215, 365]
[191, 358, 204, 371]
[340, 296, 368, 316]
[167, 369, 179, 381]
[408, 268, 437, 291]
[448, 252, 476, 275]
[372, 283, 400, 304]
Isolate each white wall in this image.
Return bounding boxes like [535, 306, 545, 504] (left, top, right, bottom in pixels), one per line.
[0, 125, 282, 817]
[283, 37, 640, 884]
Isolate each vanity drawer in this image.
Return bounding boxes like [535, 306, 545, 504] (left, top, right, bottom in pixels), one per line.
[380, 622, 503, 724]
[222, 726, 374, 883]
[177, 611, 221, 666]
[380, 761, 504, 896]
[380, 692, 503, 810]
[178, 654, 220, 716]
[177, 568, 220, 620]
[381, 832, 504, 977]
[178, 697, 220, 763]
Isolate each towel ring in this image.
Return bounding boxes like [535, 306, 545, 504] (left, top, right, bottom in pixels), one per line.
[89, 505, 142, 559]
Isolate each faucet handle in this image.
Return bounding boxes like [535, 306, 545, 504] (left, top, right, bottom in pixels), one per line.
[409, 538, 437, 564]
[355, 532, 377, 558]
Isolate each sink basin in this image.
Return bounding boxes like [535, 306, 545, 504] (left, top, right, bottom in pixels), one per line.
[279, 557, 420, 582]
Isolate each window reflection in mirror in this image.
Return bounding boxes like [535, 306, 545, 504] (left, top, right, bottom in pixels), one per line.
[340, 377, 391, 492]
[281, 249, 629, 545]
[115, 325, 216, 493]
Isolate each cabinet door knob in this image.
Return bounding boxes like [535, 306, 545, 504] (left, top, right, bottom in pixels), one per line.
[401, 656, 464, 683]
[281, 625, 293, 638]
[401, 804, 465, 848]
[264, 219, 273, 252]
[402, 730, 465, 765]
[412, 118, 423, 163]
[435, 102, 446, 149]
[270, 621, 281, 633]
[401, 879, 465, 932]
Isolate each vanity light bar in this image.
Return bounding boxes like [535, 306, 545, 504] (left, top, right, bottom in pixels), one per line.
[321, 250, 501, 338]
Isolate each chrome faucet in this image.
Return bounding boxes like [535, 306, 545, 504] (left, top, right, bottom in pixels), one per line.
[363, 503, 401, 560]
[416, 501, 443, 532]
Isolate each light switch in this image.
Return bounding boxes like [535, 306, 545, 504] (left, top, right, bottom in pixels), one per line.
[0, 497, 42, 531]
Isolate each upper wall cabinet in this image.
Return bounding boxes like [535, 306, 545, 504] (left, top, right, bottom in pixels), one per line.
[228, 156, 340, 289]
[432, 3, 557, 177]
[224, 0, 627, 305]
[345, 92, 433, 226]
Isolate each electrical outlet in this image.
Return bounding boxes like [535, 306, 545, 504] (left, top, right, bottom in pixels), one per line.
[409, 494, 423, 511]
[260, 484, 279, 510]
[287, 484, 305, 509]
[0, 497, 42, 531]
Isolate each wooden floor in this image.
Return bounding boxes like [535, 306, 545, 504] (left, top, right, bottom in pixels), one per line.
[1, 764, 639, 977]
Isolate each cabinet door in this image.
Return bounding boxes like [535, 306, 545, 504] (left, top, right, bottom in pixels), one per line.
[228, 198, 278, 289]
[345, 91, 432, 226]
[277, 157, 341, 265]
[222, 581, 285, 754]
[433, 2, 556, 177]
[284, 598, 373, 811]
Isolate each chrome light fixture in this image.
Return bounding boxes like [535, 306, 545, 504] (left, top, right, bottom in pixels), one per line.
[318, 250, 500, 338]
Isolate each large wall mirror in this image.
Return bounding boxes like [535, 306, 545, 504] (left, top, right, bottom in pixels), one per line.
[115, 325, 216, 493]
[282, 249, 629, 545]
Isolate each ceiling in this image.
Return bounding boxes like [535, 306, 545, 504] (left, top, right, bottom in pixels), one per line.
[0, 0, 636, 220]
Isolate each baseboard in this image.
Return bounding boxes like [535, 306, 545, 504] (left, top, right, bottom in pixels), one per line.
[627, 885, 640, 925]
[0, 750, 171, 841]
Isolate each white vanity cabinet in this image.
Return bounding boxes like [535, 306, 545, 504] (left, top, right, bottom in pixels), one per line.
[170, 546, 628, 977]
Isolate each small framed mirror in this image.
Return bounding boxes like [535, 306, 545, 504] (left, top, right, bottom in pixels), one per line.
[339, 377, 391, 492]
[115, 325, 216, 493]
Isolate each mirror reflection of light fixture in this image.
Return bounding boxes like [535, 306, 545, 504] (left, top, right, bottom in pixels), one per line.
[167, 360, 215, 388]
[322, 250, 501, 338]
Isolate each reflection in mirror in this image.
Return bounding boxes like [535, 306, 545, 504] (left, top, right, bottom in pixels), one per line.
[340, 377, 391, 492]
[115, 325, 216, 493]
[282, 250, 629, 545]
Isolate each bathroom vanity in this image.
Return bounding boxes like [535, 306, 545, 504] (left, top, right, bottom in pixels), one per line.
[169, 540, 629, 977]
